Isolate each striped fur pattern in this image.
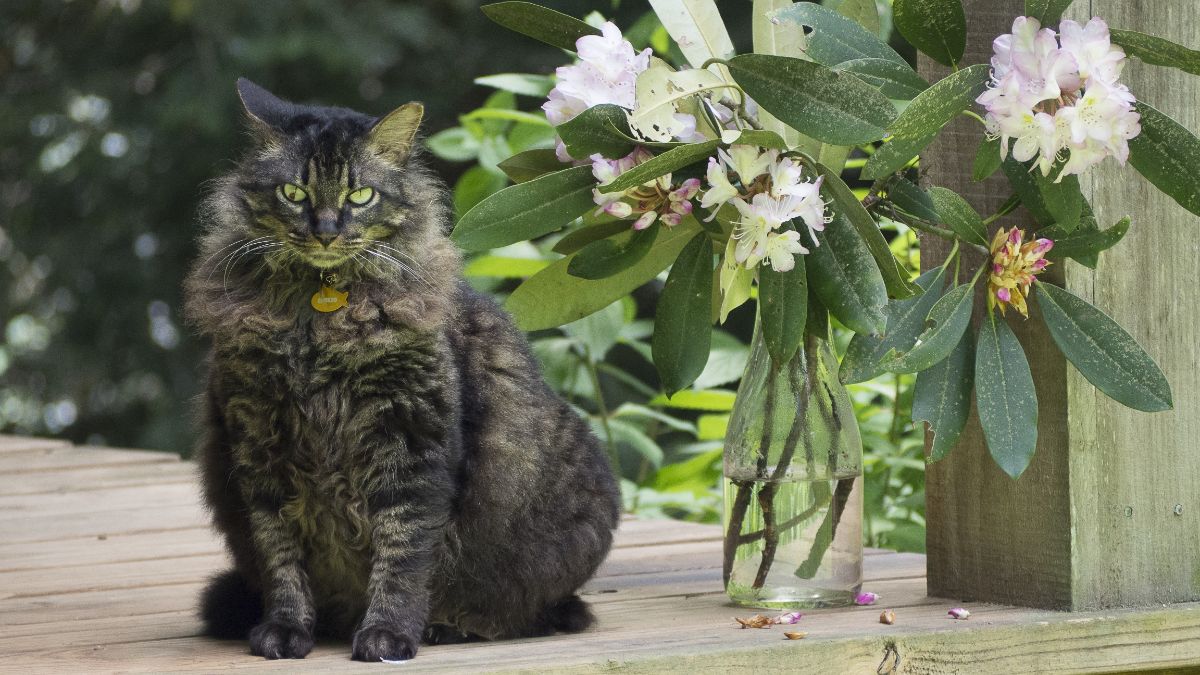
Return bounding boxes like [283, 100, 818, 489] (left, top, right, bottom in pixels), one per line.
[184, 80, 620, 662]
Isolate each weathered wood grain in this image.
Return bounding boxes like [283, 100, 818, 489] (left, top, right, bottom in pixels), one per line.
[920, 0, 1200, 610]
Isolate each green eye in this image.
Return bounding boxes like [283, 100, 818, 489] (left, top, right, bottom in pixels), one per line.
[281, 183, 307, 203]
[347, 187, 375, 206]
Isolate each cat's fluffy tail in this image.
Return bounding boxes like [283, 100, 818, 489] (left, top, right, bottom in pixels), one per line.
[543, 595, 595, 633]
[200, 569, 263, 639]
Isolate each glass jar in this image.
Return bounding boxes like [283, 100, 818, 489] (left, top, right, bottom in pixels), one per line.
[722, 317, 864, 608]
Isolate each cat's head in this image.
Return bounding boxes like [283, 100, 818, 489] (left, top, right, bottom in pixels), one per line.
[219, 78, 445, 273]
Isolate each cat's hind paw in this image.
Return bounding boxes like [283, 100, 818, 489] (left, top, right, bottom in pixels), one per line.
[352, 624, 418, 662]
[248, 618, 313, 659]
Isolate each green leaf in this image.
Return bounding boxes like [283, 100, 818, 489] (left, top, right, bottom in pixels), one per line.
[556, 104, 636, 160]
[1000, 156, 1083, 231]
[927, 187, 988, 247]
[806, 211, 889, 336]
[426, 127, 479, 163]
[693, 330, 750, 389]
[887, 178, 939, 223]
[497, 148, 563, 183]
[721, 129, 789, 150]
[474, 73, 555, 98]
[562, 298, 628, 360]
[480, 2, 600, 51]
[973, 136, 1002, 182]
[836, 0, 880, 34]
[975, 313, 1038, 479]
[888, 64, 989, 139]
[1128, 101, 1200, 217]
[832, 58, 929, 101]
[568, 223, 659, 280]
[552, 219, 634, 255]
[727, 54, 897, 145]
[818, 165, 921, 299]
[1035, 283, 1172, 412]
[1045, 216, 1129, 268]
[912, 328, 973, 462]
[767, 2, 907, 66]
[652, 231, 715, 394]
[1024, 0, 1074, 25]
[886, 281, 974, 373]
[861, 133, 934, 180]
[647, 0, 737, 67]
[649, 388, 737, 411]
[607, 418, 665, 467]
[452, 166, 508, 219]
[598, 140, 720, 194]
[839, 267, 943, 384]
[463, 255, 550, 279]
[451, 165, 595, 251]
[506, 218, 702, 330]
[892, 0, 966, 67]
[759, 253, 808, 367]
[1111, 29, 1200, 77]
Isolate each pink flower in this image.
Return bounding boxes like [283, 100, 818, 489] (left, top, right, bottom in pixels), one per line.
[775, 611, 803, 625]
[854, 592, 880, 606]
[988, 227, 1053, 317]
[948, 607, 971, 620]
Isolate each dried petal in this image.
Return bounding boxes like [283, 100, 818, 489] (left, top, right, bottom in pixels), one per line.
[734, 614, 774, 629]
[775, 611, 803, 625]
[783, 631, 808, 640]
[948, 607, 971, 620]
[854, 592, 880, 606]
[879, 609, 896, 625]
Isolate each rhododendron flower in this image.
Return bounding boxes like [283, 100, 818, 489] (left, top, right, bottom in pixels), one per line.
[775, 611, 803, 625]
[854, 591, 880, 606]
[988, 227, 1053, 318]
[948, 607, 971, 620]
[977, 16, 1139, 180]
[590, 149, 699, 230]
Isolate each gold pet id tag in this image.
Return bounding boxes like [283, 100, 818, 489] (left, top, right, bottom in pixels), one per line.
[311, 273, 348, 313]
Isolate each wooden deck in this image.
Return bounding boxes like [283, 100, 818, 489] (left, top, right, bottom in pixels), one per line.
[1, 435, 1198, 673]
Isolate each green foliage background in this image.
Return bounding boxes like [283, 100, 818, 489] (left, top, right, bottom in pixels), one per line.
[0, 0, 925, 552]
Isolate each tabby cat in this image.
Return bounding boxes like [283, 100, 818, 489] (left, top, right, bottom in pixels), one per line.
[184, 79, 620, 662]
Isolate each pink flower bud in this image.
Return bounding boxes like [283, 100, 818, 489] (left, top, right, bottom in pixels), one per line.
[948, 607, 971, 620]
[633, 211, 657, 230]
[1033, 258, 1049, 270]
[1008, 228, 1023, 245]
[775, 611, 803, 625]
[997, 288, 1011, 302]
[854, 592, 880, 606]
[1034, 238, 1053, 254]
[659, 212, 681, 227]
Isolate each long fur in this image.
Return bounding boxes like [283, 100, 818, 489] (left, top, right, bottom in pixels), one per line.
[184, 81, 620, 662]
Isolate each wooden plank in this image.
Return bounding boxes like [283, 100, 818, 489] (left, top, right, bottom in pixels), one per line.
[0, 435, 71, 453]
[0, 503, 209, 545]
[921, 0, 1200, 610]
[0, 482, 203, 520]
[0, 527, 223, 572]
[0, 445, 179, 475]
[2, 461, 198, 496]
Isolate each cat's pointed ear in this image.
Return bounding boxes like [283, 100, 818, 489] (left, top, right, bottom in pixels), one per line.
[367, 102, 423, 163]
[236, 78, 291, 138]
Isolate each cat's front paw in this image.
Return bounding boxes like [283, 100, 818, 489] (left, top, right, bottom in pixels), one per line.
[249, 618, 314, 659]
[352, 624, 418, 662]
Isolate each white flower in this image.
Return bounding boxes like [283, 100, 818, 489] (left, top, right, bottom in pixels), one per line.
[720, 145, 775, 185]
[978, 15, 1140, 180]
[787, 176, 829, 241]
[700, 157, 739, 211]
[763, 230, 808, 272]
[543, 21, 651, 136]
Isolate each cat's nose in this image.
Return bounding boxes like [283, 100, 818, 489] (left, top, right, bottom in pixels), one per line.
[314, 231, 338, 247]
[314, 208, 340, 247]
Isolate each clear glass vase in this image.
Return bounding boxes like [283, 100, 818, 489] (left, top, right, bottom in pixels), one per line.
[723, 317, 864, 609]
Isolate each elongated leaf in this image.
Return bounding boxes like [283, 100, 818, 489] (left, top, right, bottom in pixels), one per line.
[568, 223, 659, 280]
[759, 253, 808, 367]
[556, 104, 636, 160]
[1035, 283, 1172, 412]
[1111, 29, 1200, 77]
[497, 148, 564, 183]
[474, 73, 555, 98]
[452, 165, 595, 251]
[767, 2, 906, 66]
[599, 140, 720, 194]
[481, 2, 600, 51]
[913, 328, 973, 462]
[818, 165, 921, 298]
[893, 0, 966, 67]
[861, 133, 934, 180]
[973, 136, 1002, 182]
[887, 178, 939, 223]
[647, 0, 736, 67]
[1045, 216, 1129, 268]
[649, 388, 736, 411]
[927, 187, 988, 247]
[727, 55, 896, 145]
[832, 58, 930, 100]
[1128, 102, 1200, 217]
[975, 313, 1038, 479]
[886, 281, 974, 373]
[630, 65, 734, 142]
[1024, 0, 1074, 25]
[720, 129, 789, 149]
[1001, 156, 1082, 231]
[553, 219, 633, 255]
[839, 267, 943, 384]
[806, 211, 889, 337]
[888, 64, 989, 139]
[653, 231, 715, 394]
[507, 218, 702, 330]
[837, 0, 880, 33]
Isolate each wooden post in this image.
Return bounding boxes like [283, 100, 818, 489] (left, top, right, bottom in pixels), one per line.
[919, 0, 1200, 610]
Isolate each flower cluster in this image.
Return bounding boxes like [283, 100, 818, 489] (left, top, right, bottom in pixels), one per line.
[977, 17, 1141, 179]
[987, 226, 1053, 317]
[591, 148, 701, 230]
[702, 146, 828, 273]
